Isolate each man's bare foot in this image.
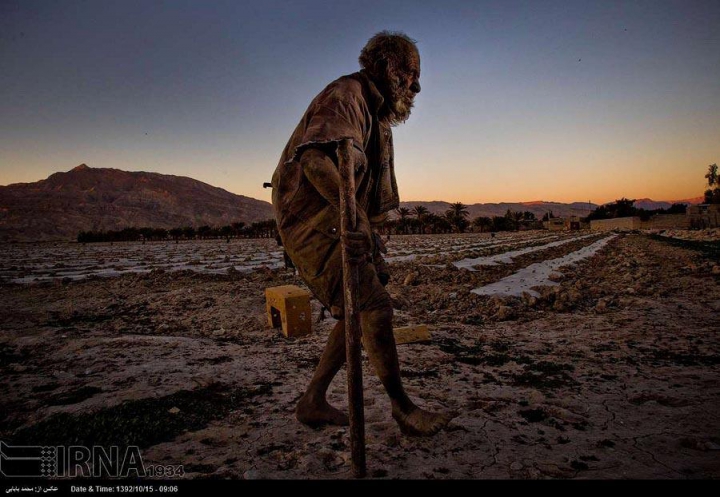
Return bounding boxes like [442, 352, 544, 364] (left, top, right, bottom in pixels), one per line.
[392, 405, 452, 436]
[296, 394, 349, 427]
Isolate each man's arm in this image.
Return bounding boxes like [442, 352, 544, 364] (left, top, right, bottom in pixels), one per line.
[300, 148, 343, 210]
[300, 147, 373, 259]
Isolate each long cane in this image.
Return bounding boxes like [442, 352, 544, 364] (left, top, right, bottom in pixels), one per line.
[337, 138, 367, 478]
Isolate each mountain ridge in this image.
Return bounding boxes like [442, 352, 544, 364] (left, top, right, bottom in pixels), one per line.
[398, 197, 698, 221]
[0, 165, 274, 242]
[0, 165, 702, 241]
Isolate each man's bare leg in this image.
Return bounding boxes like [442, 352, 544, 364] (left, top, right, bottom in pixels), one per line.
[361, 306, 451, 436]
[296, 319, 350, 426]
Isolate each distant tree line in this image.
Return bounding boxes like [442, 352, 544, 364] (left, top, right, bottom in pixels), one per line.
[376, 203, 541, 235]
[584, 198, 687, 222]
[88, 196, 691, 243]
[77, 220, 278, 243]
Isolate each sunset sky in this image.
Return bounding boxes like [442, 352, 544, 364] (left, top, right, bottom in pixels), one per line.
[1, 0, 718, 205]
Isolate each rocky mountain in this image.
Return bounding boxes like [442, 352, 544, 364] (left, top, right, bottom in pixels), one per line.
[0, 165, 274, 242]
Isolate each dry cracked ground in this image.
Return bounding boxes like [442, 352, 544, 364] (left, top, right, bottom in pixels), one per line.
[0, 231, 719, 479]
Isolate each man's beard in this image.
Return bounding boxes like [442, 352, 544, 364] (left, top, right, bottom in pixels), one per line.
[383, 73, 415, 127]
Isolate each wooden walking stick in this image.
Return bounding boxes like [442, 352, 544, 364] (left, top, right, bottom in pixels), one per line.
[337, 138, 367, 478]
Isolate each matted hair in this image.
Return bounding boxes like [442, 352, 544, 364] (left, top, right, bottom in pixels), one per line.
[359, 31, 418, 79]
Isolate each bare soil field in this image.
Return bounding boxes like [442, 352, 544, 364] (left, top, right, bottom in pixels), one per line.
[1, 230, 719, 479]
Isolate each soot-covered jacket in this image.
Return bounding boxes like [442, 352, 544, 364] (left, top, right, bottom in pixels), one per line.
[271, 69, 399, 249]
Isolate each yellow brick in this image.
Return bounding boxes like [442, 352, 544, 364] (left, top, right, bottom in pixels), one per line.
[393, 325, 431, 345]
[361, 324, 431, 348]
[265, 285, 312, 338]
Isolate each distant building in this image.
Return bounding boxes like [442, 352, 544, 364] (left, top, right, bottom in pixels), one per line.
[564, 216, 588, 230]
[688, 204, 720, 228]
[543, 217, 587, 231]
[544, 218, 566, 231]
[590, 217, 642, 231]
[641, 214, 690, 229]
[589, 207, 712, 231]
[519, 220, 544, 231]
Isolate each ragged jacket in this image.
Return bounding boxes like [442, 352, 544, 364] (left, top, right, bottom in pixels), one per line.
[271, 69, 399, 243]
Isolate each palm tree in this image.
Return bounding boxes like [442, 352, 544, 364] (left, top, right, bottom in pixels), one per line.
[231, 222, 246, 238]
[426, 213, 451, 234]
[705, 163, 718, 187]
[705, 163, 719, 204]
[197, 225, 212, 239]
[182, 226, 196, 240]
[445, 202, 470, 233]
[412, 205, 429, 233]
[169, 227, 183, 243]
[512, 211, 524, 231]
[220, 225, 233, 241]
[412, 205, 428, 218]
[472, 216, 492, 233]
[422, 213, 437, 234]
[446, 202, 469, 220]
[396, 207, 411, 234]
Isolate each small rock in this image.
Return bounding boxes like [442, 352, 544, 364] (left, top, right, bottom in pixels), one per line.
[403, 271, 419, 286]
[489, 296, 504, 307]
[703, 440, 720, 451]
[168, 407, 180, 415]
[625, 287, 636, 295]
[712, 265, 720, 275]
[528, 390, 545, 405]
[494, 305, 514, 321]
[298, 454, 323, 472]
[545, 406, 586, 424]
[536, 462, 573, 478]
[567, 289, 582, 302]
[51, 370, 75, 380]
[549, 271, 564, 282]
[510, 461, 523, 471]
[191, 376, 213, 388]
[212, 328, 226, 336]
[522, 292, 538, 307]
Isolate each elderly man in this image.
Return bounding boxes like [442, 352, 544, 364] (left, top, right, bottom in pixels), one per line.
[271, 31, 450, 436]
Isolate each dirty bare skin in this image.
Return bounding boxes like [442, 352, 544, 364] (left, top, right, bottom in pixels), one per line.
[278, 32, 450, 436]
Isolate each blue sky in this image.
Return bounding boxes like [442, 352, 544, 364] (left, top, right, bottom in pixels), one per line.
[1, 0, 718, 204]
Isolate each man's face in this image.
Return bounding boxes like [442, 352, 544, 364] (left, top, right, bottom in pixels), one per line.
[385, 48, 421, 126]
